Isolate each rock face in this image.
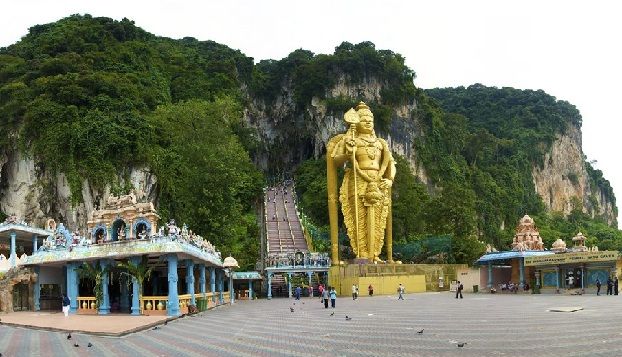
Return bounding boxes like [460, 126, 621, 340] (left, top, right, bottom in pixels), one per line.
[0, 267, 36, 313]
[0, 150, 158, 232]
[532, 125, 617, 225]
[244, 75, 431, 186]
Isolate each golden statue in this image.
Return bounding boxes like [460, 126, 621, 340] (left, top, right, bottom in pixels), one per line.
[326, 102, 396, 263]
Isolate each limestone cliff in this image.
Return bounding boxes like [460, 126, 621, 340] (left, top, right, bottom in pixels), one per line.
[244, 74, 431, 185]
[532, 125, 617, 225]
[0, 150, 158, 232]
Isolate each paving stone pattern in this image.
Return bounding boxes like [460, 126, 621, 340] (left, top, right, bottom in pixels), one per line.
[1, 293, 621, 356]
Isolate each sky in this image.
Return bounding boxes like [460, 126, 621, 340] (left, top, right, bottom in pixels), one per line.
[1, 0, 620, 227]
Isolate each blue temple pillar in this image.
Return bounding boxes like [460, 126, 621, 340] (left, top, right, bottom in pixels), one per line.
[519, 258, 525, 288]
[99, 260, 111, 315]
[218, 270, 224, 304]
[287, 273, 292, 298]
[185, 260, 195, 306]
[210, 267, 216, 304]
[167, 254, 180, 316]
[487, 263, 493, 289]
[32, 234, 38, 254]
[66, 262, 79, 314]
[248, 279, 253, 300]
[307, 272, 313, 297]
[130, 256, 141, 316]
[267, 272, 272, 300]
[9, 231, 16, 267]
[34, 266, 41, 311]
[199, 264, 206, 297]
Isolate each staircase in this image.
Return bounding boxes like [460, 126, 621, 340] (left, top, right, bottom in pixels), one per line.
[264, 182, 308, 254]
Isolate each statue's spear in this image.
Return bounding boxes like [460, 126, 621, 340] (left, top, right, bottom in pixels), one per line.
[344, 108, 360, 258]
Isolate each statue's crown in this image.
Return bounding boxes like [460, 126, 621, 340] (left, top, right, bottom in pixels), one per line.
[355, 101, 370, 111]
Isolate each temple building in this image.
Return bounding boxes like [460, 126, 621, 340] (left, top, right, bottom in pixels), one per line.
[0, 192, 236, 315]
[477, 215, 619, 294]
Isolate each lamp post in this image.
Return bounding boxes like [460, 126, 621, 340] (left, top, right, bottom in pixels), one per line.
[223, 256, 239, 304]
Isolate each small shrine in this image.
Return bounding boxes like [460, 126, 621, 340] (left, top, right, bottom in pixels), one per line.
[571, 232, 588, 252]
[511, 215, 544, 251]
[551, 238, 567, 252]
[87, 189, 160, 243]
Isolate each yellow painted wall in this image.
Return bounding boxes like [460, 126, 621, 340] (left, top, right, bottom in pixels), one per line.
[329, 265, 427, 296]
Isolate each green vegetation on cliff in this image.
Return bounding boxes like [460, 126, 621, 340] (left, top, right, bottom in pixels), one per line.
[0, 15, 261, 269]
[0, 15, 619, 266]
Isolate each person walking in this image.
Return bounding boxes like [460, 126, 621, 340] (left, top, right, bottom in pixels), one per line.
[368, 284, 374, 297]
[318, 284, 325, 302]
[352, 284, 357, 300]
[607, 277, 613, 295]
[615, 277, 619, 296]
[322, 286, 330, 308]
[295, 286, 302, 300]
[330, 287, 337, 308]
[62, 294, 71, 317]
[596, 278, 602, 296]
[455, 281, 464, 299]
[397, 284, 405, 300]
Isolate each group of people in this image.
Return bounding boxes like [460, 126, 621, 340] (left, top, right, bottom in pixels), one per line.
[595, 276, 619, 296]
[318, 284, 338, 308]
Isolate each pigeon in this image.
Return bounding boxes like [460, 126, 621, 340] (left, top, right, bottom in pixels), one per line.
[67, 333, 72, 340]
[164, 321, 168, 325]
[87, 343, 93, 348]
[153, 326, 160, 330]
[345, 316, 352, 321]
[73, 343, 79, 348]
[417, 329, 424, 335]
[290, 307, 295, 312]
[457, 342, 467, 348]
[330, 312, 334, 316]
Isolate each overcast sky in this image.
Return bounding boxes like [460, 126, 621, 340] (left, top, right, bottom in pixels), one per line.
[2, 0, 620, 227]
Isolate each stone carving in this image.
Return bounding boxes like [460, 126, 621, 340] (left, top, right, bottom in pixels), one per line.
[571, 232, 588, 252]
[551, 238, 567, 252]
[511, 215, 545, 251]
[327, 102, 396, 263]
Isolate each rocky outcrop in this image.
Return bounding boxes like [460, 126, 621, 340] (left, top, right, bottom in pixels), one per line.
[532, 125, 616, 225]
[0, 150, 158, 233]
[244, 75, 431, 185]
[0, 267, 36, 313]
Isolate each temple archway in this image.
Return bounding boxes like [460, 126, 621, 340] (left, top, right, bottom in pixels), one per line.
[133, 218, 152, 239]
[111, 219, 126, 241]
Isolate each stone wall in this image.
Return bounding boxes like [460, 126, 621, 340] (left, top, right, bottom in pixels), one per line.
[0, 267, 36, 313]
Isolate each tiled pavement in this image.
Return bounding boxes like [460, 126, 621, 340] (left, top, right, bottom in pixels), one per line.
[1, 292, 621, 356]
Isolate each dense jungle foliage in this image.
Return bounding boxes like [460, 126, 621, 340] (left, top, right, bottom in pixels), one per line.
[0, 15, 619, 266]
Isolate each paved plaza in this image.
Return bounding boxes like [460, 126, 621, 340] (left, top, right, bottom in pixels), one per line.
[1, 292, 621, 356]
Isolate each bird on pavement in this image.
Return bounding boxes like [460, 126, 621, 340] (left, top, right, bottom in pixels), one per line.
[330, 312, 334, 316]
[152, 326, 160, 330]
[87, 343, 93, 348]
[73, 343, 79, 348]
[345, 316, 352, 321]
[164, 321, 168, 325]
[457, 342, 468, 348]
[417, 329, 424, 335]
[290, 307, 295, 312]
[67, 333, 72, 340]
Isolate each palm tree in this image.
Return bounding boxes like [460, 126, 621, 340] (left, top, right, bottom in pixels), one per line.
[117, 255, 153, 314]
[76, 262, 110, 310]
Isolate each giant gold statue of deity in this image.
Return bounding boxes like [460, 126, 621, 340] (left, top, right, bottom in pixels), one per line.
[327, 102, 396, 263]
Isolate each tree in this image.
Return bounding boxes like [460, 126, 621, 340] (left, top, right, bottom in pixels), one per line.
[117, 255, 153, 313]
[76, 262, 110, 310]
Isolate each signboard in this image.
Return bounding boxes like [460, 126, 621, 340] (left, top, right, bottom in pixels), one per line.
[524, 251, 619, 266]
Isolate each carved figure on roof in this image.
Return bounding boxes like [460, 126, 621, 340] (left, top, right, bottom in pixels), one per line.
[167, 219, 179, 236]
[46, 218, 57, 231]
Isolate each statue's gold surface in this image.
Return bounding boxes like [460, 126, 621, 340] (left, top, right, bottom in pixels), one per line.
[327, 102, 396, 263]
